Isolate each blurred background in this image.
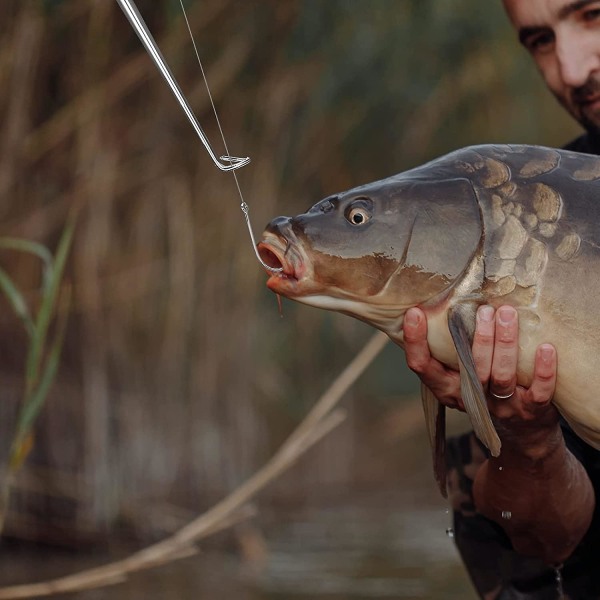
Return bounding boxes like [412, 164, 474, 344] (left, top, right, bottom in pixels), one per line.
[0, 0, 580, 598]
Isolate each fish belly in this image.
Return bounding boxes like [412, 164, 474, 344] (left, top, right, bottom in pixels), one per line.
[421, 299, 600, 450]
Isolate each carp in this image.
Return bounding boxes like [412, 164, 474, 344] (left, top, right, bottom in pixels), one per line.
[258, 144, 600, 493]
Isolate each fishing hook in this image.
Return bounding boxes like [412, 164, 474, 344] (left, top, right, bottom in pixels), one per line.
[117, 0, 282, 273]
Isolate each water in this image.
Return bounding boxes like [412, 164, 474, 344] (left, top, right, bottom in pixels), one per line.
[554, 563, 564, 599]
[0, 489, 477, 600]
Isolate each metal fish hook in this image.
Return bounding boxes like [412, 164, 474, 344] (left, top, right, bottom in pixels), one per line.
[116, 0, 249, 172]
[117, 0, 282, 273]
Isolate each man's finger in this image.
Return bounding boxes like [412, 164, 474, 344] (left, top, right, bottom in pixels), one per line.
[528, 343, 557, 405]
[490, 305, 519, 397]
[403, 307, 462, 407]
[403, 308, 431, 375]
[472, 305, 495, 386]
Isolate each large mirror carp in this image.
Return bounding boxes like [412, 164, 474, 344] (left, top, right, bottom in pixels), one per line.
[258, 144, 600, 493]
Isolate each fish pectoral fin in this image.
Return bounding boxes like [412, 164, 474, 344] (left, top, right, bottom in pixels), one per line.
[447, 304, 501, 457]
[421, 383, 447, 498]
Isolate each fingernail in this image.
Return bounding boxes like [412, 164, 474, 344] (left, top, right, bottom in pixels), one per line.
[498, 307, 515, 325]
[477, 305, 494, 322]
[404, 309, 419, 327]
[540, 344, 554, 362]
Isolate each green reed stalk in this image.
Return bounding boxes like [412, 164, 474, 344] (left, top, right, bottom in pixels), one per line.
[0, 215, 75, 534]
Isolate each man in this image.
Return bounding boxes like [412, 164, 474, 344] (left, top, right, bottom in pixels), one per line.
[404, 1, 600, 597]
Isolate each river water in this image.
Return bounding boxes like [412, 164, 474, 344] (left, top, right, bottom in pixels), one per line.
[0, 483, 477, 600]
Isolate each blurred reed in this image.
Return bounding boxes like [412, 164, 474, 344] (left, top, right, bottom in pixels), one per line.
[0, 216, 74, 536]
[0, 0, 579, 544]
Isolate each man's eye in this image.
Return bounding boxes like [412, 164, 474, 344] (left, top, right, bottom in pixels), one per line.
[583, 7, 600, 22]
[525, 31, 555, 54]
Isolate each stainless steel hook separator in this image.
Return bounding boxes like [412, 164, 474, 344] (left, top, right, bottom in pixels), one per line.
[116, 0, 250, 172]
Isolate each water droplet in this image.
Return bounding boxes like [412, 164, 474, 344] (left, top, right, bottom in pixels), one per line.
[554, 563, 564, 599]
[445, 527, 454, 538]
[501, 510, 512, 520]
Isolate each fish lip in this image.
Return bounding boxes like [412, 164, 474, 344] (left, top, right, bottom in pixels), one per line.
[257, 234, 306, 294]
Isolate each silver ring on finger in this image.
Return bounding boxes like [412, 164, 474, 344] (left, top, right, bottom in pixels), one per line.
[490, 390, 514, 400]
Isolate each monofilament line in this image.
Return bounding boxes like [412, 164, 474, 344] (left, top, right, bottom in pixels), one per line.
[179, 0, 282, 273]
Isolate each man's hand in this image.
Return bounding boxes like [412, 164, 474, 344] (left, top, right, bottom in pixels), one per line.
[403, 306, 465, 410]
[404, 304, 595, 564]
[403, 304, 559, 443]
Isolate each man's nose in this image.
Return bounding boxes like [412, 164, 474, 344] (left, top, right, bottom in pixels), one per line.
[556, 34, 600, 88]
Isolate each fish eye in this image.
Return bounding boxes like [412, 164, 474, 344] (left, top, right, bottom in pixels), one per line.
[345, 202, 372, 226]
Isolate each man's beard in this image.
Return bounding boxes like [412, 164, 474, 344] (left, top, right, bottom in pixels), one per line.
[570, 75, 600, 137]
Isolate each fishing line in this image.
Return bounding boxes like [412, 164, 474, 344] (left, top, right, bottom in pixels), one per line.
[178, 0, 282, 273]
[116, 0, 281, 272]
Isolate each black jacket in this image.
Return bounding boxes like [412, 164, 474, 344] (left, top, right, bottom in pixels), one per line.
[563, 132, 600, 155]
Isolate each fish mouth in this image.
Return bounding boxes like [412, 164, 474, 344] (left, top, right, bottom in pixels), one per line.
[257, 242, 291, 273]
[257, 235, 306, 295]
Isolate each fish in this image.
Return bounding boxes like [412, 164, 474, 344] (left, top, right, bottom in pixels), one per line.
[257, 144, 600, 495]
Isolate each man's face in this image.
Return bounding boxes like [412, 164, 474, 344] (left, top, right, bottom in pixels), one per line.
[503, 0, 600, 135]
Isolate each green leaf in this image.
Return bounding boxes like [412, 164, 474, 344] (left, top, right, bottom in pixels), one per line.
[0, 238, 53, 265]
[0, 266, 35, 337]
[25, 216, 75, 394]
[0, 237, 54, 290]
[16, 322, 66, 441]
[13, 284, 71, 462]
